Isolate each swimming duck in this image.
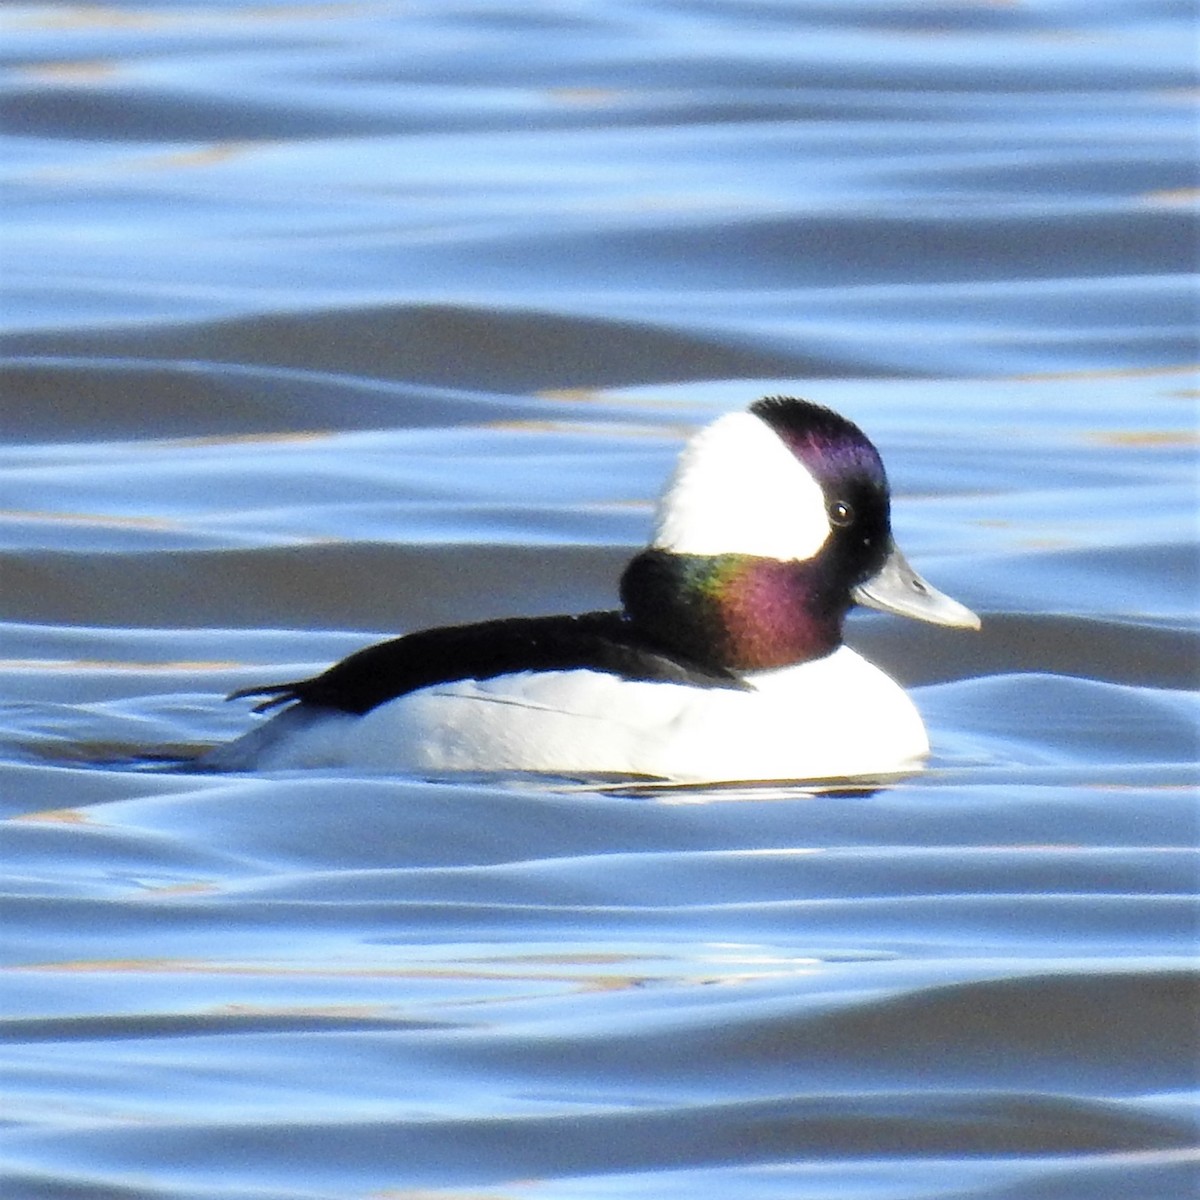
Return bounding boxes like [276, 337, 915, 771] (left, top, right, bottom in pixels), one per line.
[206, 397, 979, 782]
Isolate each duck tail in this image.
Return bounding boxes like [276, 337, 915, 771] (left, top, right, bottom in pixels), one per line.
[226, 682, 303, 714]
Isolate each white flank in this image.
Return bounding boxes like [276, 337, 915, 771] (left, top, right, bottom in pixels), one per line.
[213, 647, 930, 783]
[652, 411, 831, 560]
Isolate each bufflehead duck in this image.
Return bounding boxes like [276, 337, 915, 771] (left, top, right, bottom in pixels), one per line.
[206, 397, 979, 783]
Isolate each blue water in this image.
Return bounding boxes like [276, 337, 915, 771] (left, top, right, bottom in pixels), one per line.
[1, 2, 1197, 1197]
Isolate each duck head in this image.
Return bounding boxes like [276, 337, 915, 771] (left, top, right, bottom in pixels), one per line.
[620, 396, 979, 671]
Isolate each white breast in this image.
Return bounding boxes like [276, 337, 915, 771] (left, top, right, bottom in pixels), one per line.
[216, 646, 929, 784]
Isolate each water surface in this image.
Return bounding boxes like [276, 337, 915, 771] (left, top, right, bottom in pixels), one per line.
[1, 2, 1197, 1198]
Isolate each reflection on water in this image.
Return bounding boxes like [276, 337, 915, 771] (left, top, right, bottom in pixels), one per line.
[1, 1, 1197, 1197]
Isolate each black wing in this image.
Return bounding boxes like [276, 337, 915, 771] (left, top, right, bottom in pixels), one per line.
[229, 610, 748, 715]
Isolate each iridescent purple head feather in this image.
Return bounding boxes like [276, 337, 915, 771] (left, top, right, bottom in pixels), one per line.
[750, 396, 888, 500]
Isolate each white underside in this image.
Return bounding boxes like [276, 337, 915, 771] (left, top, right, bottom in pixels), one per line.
[206, 646, 930, 784]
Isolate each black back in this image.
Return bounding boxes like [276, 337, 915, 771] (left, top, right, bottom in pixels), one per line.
[231, 610, 748, 715]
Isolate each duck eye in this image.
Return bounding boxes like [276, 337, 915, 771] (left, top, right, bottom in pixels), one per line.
[828, 499, 854, 527]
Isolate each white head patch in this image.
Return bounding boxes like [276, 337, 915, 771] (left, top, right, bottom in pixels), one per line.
[652, 411, 832, 561]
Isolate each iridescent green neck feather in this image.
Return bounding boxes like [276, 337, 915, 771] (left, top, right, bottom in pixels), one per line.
[620, 549, 848, 672]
